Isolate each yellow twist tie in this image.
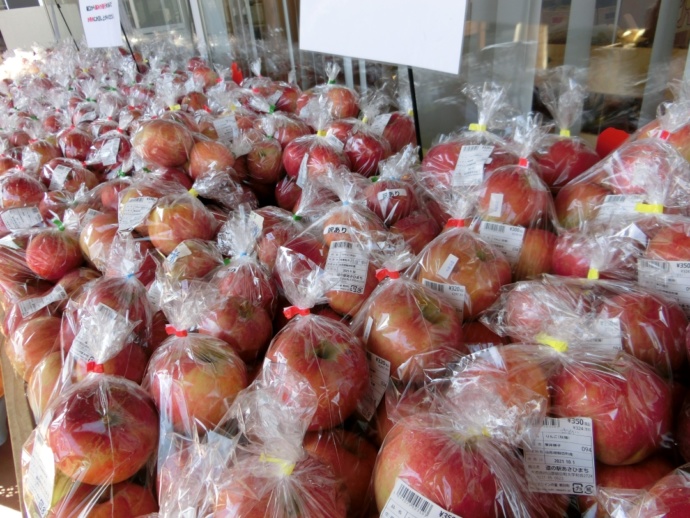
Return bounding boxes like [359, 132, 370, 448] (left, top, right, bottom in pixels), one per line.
[635, 203, 664, 214]
[230, 105, 237, 112]
[481, 427, 491, 438]
[536, 333, 569, 353]
[560, 129, 571, 137]
[188, 188, 199, 198]
[317, 129, 327, 137]
[469, 123, 487, 132]
[260, 454, 295, 476]
[587, 268, 600, 280]
[361, 116, 369, 124]
[169, 104, 181, 112]
[407, 109, 414, 116]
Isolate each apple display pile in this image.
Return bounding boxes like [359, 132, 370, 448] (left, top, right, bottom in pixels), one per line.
[1, 41, 690, 517]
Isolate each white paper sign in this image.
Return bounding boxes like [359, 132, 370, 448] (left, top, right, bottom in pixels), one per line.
[381, 479, 462, 518]
[18, 286, 68, 318]
[79, 0, 123, 49]
[300, 0, 468, 74]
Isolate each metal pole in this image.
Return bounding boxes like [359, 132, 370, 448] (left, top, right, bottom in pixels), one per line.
[280, 0, 296, 81]
[407, 67, 423, 160]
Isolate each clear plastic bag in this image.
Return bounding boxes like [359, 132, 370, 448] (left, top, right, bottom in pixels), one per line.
[296, 62, 359, 120]
[131, 118, 194, 169]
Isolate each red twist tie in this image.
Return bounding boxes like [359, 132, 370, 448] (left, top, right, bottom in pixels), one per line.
[107, 116, 113, 121]
[165, 324, 188, 337]
[445, 218, 466, 229]
[659, 130, 671, 141]
[216, 77, 222, 84]
[283, 306, 310, 319]
[203, 105, 211, 113]
[86, 362, 105, 373]
[116, 128, 124, 134]
[376, 269, 400, 281]
[518, 157, 529, 168]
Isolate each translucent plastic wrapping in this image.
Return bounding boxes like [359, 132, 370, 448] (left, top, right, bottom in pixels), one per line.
[188, 135, 240, 182]
[534, 66, 600, 191]
[376, 83, 417, 154]
[254, 111, 311, 149]
[21, 376, 159, 517]
[243, 122, 284, 185]
[56, 126, 93, 162]
[296, 62, 359, 120]
[264, 246, 369, 431]
[160, 238, 224, 283]
[191, 169, 257, 210]
[252, 205, 306, 272]
[131, 118, 194, 169]
[634, 100, 690, 163]
[421, 83, 519, 189]
[40, 158, 99, 194]
[85, 131, 133, 178]
[241, 58, 302, 114]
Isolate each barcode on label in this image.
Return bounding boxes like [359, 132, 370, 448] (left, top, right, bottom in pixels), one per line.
[423, 279, 445, 293]
[483, 222, 505, 233]
[396, 484, 432, 515]
[543, 417, 560, 427]
[639, 260, 670, 272]
[331, 240, 353, 249]
[604, 195, 629, 203]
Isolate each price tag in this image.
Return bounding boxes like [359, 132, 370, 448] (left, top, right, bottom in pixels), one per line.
[0, 234, 19, 249]
[591, 317, 623, 352]
[296, 153, 309, 188]
[49, 165, 72, 191]
[147, 280, 162, 312]
[18, 285, 68, 318]
[323, 225, 349, 236]
[487, 193, 503, 218]
[26, 433, 55, 518]
[614, 223, 648, 247]
[421, 278, 465, 314]
[381, 479, 461, 518]
[118, 196, 157, 231]
[452, 144, 494, 187]
[82, 208, 103, 227]
[324, 241, 369, 295]
[595, 195, 646, 222]
[98, 138, 120, 166]
[524, 417, 596, 495]
[249, 211, 264, 236]
[370, 113, 393, 136]
[437, 254, 459, 280]
[325, 133, 344, 153]
[478, 221, 526, 265]
[1, 206, 43, 231]
[377, 188, 408, 203]
[167, 242, 192, 264]
[213, 115, 240, 143]
[638, 260, 690, 316]
[70, 303, 131, 364]
[357, 351, 391, 421]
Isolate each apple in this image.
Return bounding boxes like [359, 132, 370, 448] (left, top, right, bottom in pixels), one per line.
[374, 413, 501, 517]
[149, 310, 169, 353]
[266, 315, 368, 431]
[325, 120, 357, 144]
[364, 179, 418, 225]
[23, 140, 62, 172]
[344, 130, 392, 177]
[645, 222, 690, 261]
[381, 112, 417, 153]
[274, 175, 301, 211]
[180, 91, 208, 111]
[104, 238, 156, 286]
[247, 137, 283, 184]
[188, 139, 238, 181]
[321, 206, 387, 247]
[57, 127, 93, 161]
[554, 181, 611, 229]
[131, 119, 194, 168]
[84, 482, 158, 518]
[72, 340, 149, 384]
[53, 267, 100, 312]
[47, 376, 159, 485]
[212, 454, 348, 517]
[163, 239, 224, 282]
[637, 117, 690, 162]
[513, 228, 556, 281]
[415, 233, 512, 319]
[145, 334, 248, 432]
[326, 260, 378, 317]
[41, 158, 99, 193]
[79, 212, 119, 271]
[601, 141, 675, 195]
[551, 353, 672, 466]
[297, 86, 359, 119]
[257, 224, 301, 272]
[597, 291, 688, 377]
[276, 85, 301, 113]
[147, 194, 218, 255]
[360, 279, 465, 379]
[268, 114, 311, 148]
[6, 315, 61, 380]
[0, 156, 20, 175]
[193, 66, 219, 89]
[198, 297, 273, 364]
[211, 262, 277, 314]
[99, 179, 130, 211]
[462, 321, 509, 347]
[26, 227, 84, 281]
[27, 350, 62, 420]
[86, 134, 131, 175]
[161, 110, 200, 133]
[533, 137, 600, 191]
[9, 130, 31, 148]
[476, 167, 552, 227]
[282, 137, 350, 179]
[632, 468, 690, 517]
[390, 211, 441, 255]
[1, 172, 46, 208]
[303, 429, 378, 517]
[149, 166, 194, 189]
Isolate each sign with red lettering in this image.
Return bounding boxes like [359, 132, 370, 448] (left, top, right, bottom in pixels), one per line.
[79, 0, 122, 48]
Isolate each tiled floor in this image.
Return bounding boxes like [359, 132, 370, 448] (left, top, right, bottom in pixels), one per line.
[0, 436, 20, 516]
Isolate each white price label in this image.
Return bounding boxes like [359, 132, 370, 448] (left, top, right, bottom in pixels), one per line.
[421, 278, 466, 314]
[357, 351, 391, 421]
[370, 113, 393, 136]
[213, 115, 240, 142]
[381, 479, 462, 518]
[249, 211, 264, 236]
[524, 417, 596, 495]
[595, 195, 646, 222]
[478, 221, 526, 265]
[167, 242, 192, 264]
[325, 133, 344, 153]
[49, 165, 72, 191]
[325, 241, 369, 295]
[437, 254, 459, 280]
[638, 260, 690, 316]
[614, 223, 648, 247]
[1, 207, 43, 231]
[488, 193, 504, 218]
[591, 317, 623, 352]
[118, 196, 157, 231]
[377, 188, 408, 203]
[26, 433, 55, 518]
[323, 225, 349, 236]
[82, 208, 103, 227]
[296, 153, 309, 188]
[452, 144, 494, 187]
[98, 138, 120, 166]
[18, 285, 68, 318]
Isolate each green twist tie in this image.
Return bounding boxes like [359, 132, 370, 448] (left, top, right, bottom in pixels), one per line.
[269, 105, 276, 114]
[52, 218, 65, 232]
[292, 214, 302, 221]
[327, 80, 336, 85]
[143, 167, 151, 173]
[117, 170, 126, 178]
[223, 257, 231, 266]
[371, 176, 379, 183]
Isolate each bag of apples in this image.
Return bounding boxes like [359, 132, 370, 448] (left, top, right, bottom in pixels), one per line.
[21, 376, 159, 517]
[241, 58, 301, 114]
[633, 99, 690, 164]
[208, 362, 350, 517]
[370, 81, 417, 154]
[421, 82, 518, 189]
[296, 61, 359, 120]
[534, 65, 600, 192]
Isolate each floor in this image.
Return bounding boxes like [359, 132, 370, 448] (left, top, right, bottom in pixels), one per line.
[0, 432, 20, 516]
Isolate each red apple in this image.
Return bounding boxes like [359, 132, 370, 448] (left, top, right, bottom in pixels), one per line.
[79, 212, 119, 271]
[47, 376, 159, 485]
[274, 175, 301, 211]
[637, 118, 690, 162]
[0, 173, 46, 208]
[390, 211, 441, 254]
[27, 350, 62, 421]
[269, 114, 311, 148]
[602, 141, 675, 195]
[321, 207, 386, 247]
[86, 482, 158, 518]
[633, 468, 690, 517]
[145, 334, 248, 432]
[462, 321, 509, 346]
[326, 259, 378, 317]
[282, 137, 350, 179]
[534, 138, 600, 191]
[211, 262, 277, 314]
[26, 227, 84, 281]
[554, 181, 611, 229]
[297, 86, 358, 119]
[551, 353, 672, 466]
[86, 134, 131, 174]
[513, 228, 556, 281]
[7, 315, 61, 380]
[188, 139, 238, 181]
[162, 239, 223, 281]
[0, 156, 20, 175]
[53, 267, 100, 312]
[150, 166, 194, 189]
[364, 179, 418, 225]
[72, 340, 149, 384]
[246, 137, 282, 184]
[23, 140, 62, 171]
[41, 158, 99, 193]
[344, 130, 391, 177]
[381, 112, 417, 153]
[645, 223, 690, 261]
[58, 127, 93, 161]
[266, 315, 368, 431]
[180, 91, 208, 111]
[132, 119, 194, 168]
[99, 179, 130, 211]
[147, 195, 218, 255]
